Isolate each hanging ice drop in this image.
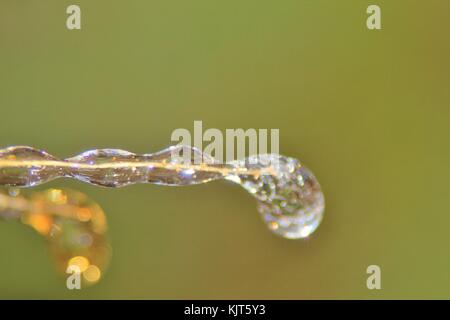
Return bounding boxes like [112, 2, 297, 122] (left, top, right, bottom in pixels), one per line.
[0, 146, 325, 239]
[226, 155, 324, 239]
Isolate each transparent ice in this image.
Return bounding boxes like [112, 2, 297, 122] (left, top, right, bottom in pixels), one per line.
[0, 145, 325, 239]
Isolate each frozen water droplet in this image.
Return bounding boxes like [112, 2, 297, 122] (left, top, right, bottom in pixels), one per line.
[227, 154, 324, 239]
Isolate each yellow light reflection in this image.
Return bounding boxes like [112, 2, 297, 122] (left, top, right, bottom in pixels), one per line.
[68, 256, 90, 272]
[83, 265, 101, 282]
[25, 213, 52, 235]
[48, 189, 67, 205]
[76, 207, 92, 222]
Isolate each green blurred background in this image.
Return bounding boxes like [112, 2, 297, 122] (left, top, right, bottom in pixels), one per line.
[0, 0, 449, 299]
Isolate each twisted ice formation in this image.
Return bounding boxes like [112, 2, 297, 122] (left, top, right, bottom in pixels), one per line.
[0, 146, 325, 239]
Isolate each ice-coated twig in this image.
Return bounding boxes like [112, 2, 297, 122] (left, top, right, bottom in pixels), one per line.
[0, 145, 325, 239]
